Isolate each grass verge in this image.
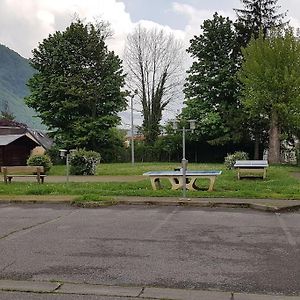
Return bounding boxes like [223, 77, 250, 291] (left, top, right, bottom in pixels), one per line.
[2, 163, 300, 200]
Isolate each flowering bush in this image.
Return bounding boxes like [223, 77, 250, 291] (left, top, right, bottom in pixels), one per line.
[224, 151, 249, 169]
[69, 149, 101, 175]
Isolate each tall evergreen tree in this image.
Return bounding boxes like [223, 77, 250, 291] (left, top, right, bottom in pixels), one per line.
[234, 0, 287, 47]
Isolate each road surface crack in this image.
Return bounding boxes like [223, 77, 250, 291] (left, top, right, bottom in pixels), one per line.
[0, 211, 77, 241]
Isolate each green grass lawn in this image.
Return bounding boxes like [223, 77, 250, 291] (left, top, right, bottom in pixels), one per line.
[2, 162, 300, 200]
[49, 162, 225, 176]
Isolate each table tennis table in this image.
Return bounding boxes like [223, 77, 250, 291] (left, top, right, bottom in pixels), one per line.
[234, 160, 269, 179]
[143, 170, 222, 191]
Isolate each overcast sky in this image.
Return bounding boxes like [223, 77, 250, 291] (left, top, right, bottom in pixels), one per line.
[1, 0, 299, 59]
[1, 0, 299, 127]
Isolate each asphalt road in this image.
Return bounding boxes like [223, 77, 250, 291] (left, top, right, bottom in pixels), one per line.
[0, 203, 299, 297]
[0, 291, 127, 300]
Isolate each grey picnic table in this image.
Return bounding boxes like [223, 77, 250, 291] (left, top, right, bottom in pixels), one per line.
[234, 160, 269, 179]
[143, 170, 222, 192]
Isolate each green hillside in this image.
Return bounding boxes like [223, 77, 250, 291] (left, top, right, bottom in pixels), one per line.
[0, 44, 45, 129]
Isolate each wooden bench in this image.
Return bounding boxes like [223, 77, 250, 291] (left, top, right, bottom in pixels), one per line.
[143, 170, 222, 192]
[1, 166, 46, 184]
[234, 160, 269, 180]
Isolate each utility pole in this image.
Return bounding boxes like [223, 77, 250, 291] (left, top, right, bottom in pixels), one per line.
[172, 119, 196, 198]
[130, 90, 138, 166]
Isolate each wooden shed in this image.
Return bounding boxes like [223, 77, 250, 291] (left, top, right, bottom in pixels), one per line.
[0, 134, 39, 167]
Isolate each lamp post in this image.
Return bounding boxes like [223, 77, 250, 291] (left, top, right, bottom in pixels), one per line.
[59, 149, 76, 183]
[172, 119, 196, 198]
[130, 90, 138, 166]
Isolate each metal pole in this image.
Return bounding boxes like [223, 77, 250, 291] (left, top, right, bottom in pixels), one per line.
[182, 126, 187, 198]
[131, 95, 135, 165]
[66, 153, 69, 183]
[182, 126, 186, 160]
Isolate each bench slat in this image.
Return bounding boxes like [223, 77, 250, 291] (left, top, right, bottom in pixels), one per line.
[1, 166, 46, 184]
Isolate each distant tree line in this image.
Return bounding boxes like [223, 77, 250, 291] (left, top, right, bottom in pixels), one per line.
[24, 0, 300, 163]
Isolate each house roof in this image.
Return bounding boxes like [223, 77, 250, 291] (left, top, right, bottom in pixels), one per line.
[0, 134, 39, 146]
[0, 122, 53, 150]
[27, 129, 53, 150]
[0, 119, 27, 128]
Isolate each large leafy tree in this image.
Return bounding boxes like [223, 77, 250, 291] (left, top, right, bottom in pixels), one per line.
[26, 20, 126, 152]
[124, 25, 185, 144]
[183, 13, 243, 145]
[234, 0, 287, 47]
[239, 28, 300, 163]
[234, 0, 288, 158]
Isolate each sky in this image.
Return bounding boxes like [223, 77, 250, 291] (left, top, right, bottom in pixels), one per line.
[1, 0, 300, 59]
[1, 0, 300, 127]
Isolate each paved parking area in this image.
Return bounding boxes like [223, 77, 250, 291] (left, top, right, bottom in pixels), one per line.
[0, 203, 299, 297]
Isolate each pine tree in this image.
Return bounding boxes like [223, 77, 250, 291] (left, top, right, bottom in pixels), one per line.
[234, 0, 288, 47]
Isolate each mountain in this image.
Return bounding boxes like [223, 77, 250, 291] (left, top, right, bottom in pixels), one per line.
[0, 44, 45, 129]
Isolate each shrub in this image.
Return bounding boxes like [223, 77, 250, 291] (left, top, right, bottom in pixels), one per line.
[224, 151, 249, 169]
[27, 154, 53, 173]
[69, 149, 101, 175]
[46, 145, 65, 165]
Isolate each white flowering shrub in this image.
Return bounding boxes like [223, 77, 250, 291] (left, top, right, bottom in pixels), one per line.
[70, 149, 101, 175]
[224, 151, 249, 169]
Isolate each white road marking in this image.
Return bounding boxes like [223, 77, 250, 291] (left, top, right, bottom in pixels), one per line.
[148, 207, 179, 237]
[276, 213, 297, 247]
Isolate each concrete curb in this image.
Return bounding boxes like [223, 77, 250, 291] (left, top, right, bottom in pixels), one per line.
[0, 279, 60, 293]
[1, 195, 300, 212]
[112, 198, 300, 212]
[0, 279, 299, 299]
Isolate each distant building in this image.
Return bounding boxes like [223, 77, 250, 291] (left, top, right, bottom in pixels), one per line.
[0, 119, 52, 167]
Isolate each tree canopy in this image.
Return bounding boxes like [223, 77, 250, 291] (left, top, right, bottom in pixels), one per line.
[239, 28, 300, 163]
[234, 0, 287, 47]
[26, 20, 127, 152]
[183, 13, 243, 145]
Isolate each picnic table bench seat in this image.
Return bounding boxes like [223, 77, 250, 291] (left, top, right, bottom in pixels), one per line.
[143, 170, 222, 192]
[234, 160, 268, 179]
[1, 166, 46, 183]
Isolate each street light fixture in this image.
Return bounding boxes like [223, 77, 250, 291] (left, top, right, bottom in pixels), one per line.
[172, 119, 196, 198]
[130, 89, 138, 166]
[59, 149, 76, 183]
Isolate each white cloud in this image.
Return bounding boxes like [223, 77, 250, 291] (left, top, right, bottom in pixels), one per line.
[290, 17, 300, 31]
[0, 0, 192, 60]
[0, 0, 134, 58]
[172, 2, 236, 41]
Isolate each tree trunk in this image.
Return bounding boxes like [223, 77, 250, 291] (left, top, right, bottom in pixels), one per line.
[268, 111, 281, 164]
[254, 134, 260, 160]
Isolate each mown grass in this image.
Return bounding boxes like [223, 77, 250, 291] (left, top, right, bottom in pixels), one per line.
[2, 163, 300, 200]
[49, 162, 224, 176]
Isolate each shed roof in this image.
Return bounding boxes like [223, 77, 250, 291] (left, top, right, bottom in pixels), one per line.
[0, 134, 39, 146]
